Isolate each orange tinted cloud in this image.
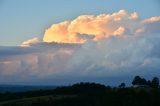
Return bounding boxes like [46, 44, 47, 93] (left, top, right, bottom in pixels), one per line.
[143, 16, 160, 23]
[21, 37, 41, 47]
[43, 10, 139, 43]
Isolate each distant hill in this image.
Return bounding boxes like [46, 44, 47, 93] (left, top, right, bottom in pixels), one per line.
[0, 85, 57, 93]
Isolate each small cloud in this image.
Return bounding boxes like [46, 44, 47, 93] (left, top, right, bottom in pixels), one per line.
[129, 12, 138, 20]
[113, 27, 125, 36]
[142, 16, 160, 23]
[21, 37, 42, 47]
[136, 28, 145, 33]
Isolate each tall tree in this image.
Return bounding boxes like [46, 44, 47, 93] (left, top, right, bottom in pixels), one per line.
[147, 80, 152, 87]
[132, 76, 142, 85]
[132, 76, 148, 86]
[151, 77, 159, 88]
[119, 83, 126, 88]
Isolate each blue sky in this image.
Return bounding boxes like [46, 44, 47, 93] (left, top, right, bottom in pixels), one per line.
[0, 0, 160, 46]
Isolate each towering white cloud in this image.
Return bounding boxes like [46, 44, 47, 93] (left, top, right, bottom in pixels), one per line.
[43, 10, 160, 44]
[43, 10, 141, 43]
[0, 10, 160, 85]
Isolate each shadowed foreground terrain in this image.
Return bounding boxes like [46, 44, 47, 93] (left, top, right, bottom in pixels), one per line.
[0, 76, 160, 106]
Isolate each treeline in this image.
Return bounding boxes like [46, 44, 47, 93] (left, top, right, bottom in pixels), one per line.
[132, 76, 159, 88]
[0, 76, 160, 106]
[118, 76, 160, 88]
[0, 82, 106, 102]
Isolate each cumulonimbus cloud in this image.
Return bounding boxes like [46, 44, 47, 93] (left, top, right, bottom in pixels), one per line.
[43, 10, 159, 44]
[43, 10, 130, 43]
[0, 10, 160, 85]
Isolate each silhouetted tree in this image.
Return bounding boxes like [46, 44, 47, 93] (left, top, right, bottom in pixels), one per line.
[141, 78, 148, 85]
[147, 80, 152, 87]
[151, 77, 159, 88]
[132, 76, 142, 85]
[119, 83, 125, 88]
[132, 76, 148, 86]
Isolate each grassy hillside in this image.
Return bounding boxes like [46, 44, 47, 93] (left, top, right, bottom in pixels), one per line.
[0, 95, 76, 106]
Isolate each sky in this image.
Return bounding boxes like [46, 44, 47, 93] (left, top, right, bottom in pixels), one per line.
[0, 0, 160, 46]
[0, 0, 160, 85]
